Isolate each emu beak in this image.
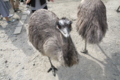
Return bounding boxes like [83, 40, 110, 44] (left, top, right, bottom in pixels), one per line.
[60, 28, 70, 38]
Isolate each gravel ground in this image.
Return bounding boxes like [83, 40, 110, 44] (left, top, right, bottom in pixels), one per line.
[0, 0, 120, 80]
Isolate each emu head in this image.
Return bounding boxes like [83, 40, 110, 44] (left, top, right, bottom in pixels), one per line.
[56, 17, 72, 38]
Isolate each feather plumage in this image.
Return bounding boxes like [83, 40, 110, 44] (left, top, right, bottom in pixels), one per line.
[76, 0, 108, 44]
[29, 9, 79, 67]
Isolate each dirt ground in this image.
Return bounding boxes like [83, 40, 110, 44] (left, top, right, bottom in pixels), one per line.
[0, 0, 120, 80]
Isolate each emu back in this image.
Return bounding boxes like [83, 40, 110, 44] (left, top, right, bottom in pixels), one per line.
[29, 9, 58, 53]
[77, 0, 108, 44]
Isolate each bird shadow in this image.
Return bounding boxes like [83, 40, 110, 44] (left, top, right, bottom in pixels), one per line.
[56, 55, 102, 80]
[88, 44, 120, 80]
[55, 44, 120, 80]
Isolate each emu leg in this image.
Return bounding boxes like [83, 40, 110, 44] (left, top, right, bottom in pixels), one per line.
[116, 6, 120, 12]
[47, 57, 58, 76]
[81, 38, 88, 54]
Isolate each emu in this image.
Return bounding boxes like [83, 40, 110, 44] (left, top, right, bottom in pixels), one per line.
[28, 9, 79, 76]
[76, 0, 108, 54]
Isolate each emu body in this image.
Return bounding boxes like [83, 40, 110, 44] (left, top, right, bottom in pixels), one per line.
[76, 0, 108, 53]
[28, 9, 79, 76]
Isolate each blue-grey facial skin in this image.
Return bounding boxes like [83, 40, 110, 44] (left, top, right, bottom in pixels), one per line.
[57, 18, 72, 38]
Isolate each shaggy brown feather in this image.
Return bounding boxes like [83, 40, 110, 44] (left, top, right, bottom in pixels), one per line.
[29, 9, 79, 67]
[76, 0, 108, 44]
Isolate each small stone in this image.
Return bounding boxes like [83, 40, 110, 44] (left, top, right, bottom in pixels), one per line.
[16, 65, 18, 67]
[33, 64, 35, 66]
[28, 48, 32, 50]
[6, 66, 8, 68]
[5, 60, 8, 63]
[22, 67, 24, 69]
[0, 49, 2, 51]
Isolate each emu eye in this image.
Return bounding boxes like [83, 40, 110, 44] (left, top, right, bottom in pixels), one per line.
[57, 21, 63, 29]
[58, 25, 62, 29]
[68, 24, 72, 31]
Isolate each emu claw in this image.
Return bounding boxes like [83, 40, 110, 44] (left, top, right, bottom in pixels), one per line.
[47, 65, 58, 76]
[81, 49, 88, 54]
[116, 10, 120, 12]
[116, 7, 120, 12]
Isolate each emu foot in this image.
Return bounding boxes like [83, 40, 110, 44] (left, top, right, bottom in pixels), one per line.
[47, 65, 58, 76]
[116, 7, 120, 12]
[81, 49, 88, 54]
